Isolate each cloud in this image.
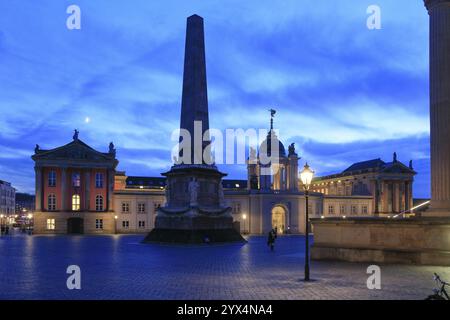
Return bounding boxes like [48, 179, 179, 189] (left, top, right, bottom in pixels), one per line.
[0, 0, 431, 198]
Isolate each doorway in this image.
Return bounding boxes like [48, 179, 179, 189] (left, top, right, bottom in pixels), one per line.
[67, 218, 84, 234]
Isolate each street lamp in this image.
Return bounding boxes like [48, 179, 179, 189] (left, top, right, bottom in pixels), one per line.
[300, 162, 314, 281]
[114, 215, 118, 234]
[242, 214, 247, 234]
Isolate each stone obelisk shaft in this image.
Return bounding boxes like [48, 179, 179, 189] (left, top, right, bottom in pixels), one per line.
[425, 0, 450, 215]
[179, 15, 210, 165]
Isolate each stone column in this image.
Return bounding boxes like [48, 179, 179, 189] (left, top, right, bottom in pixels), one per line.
[404, 181, 410, 211]
[61, 168, 67, 211]
[35, 167, 42, 211]
[374, 179, 380, 214]
[85, 171, 90, 211]
[425, 0, 450, 216]
[107, 170, 114, 211]
[287, 154, 299, 191]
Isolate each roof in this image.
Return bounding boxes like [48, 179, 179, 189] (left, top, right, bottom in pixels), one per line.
[315, 158, 416, 182]
[123, 176, 247, 190]
[259, 130, 286, 158]
[343, 158, 385, 173]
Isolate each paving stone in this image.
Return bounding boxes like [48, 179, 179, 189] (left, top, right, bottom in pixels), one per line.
[0, 234, 448, 300]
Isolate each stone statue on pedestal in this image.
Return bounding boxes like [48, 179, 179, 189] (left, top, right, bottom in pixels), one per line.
[188, 178, 199, 206]
[218, 182, 225, 207]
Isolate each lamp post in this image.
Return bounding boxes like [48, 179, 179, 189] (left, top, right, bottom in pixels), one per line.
[300, 162, 314, 281]
[114, 215, 118, 234]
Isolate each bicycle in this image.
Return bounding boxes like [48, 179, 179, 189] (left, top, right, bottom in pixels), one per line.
[426, 273, 449, 300]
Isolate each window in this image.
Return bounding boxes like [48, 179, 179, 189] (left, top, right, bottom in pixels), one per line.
[95, 195, 104, 211]
[232, 203, 241, 214]
[122, 221, 129, 229]
[138, 203, 146, 214]
[362, 205, 368, 215]
[48, 194, 56, 211]
[72, 194, 80, 211]
[328, 205, 334, 215]
[138, 221, 146, 228]
[48, 171, 56, 187]
[340, 205, 346, 215]
[315, 205, 320, 216]
[352, 205, 358, 215]
[122, 202, 130, 213]
[95, 173, 103, 188]
[46, 219, 55, 230]
[95, 219, 103, 229]
[153, 203, 161, 212]
[72, 173, 81, 187]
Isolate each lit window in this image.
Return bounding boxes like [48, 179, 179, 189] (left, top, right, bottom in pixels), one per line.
[72, 173, 81, 187]
[95, 173, 103, 188]
[138, 221, 145, 228]
[138, 203, 146, 214]
[95, 195, 104, 211]
[48, 194, 56, 211]
[362, 205, 368, 215]
[48, 171, 56, 187]
[95, 219, 103, 229]
[122, 202, 130, 213]
[46, 219, 55, 230]
[72, 194, 80, 211]
[122, 221, 129, 229]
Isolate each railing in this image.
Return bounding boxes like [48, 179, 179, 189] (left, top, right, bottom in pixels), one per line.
[393, 200, 430, 218]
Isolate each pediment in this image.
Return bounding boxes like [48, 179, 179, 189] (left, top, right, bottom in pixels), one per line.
[33, 140, 113, 162]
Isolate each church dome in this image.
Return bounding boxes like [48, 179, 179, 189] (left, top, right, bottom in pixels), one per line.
[259, 130, 286, 158]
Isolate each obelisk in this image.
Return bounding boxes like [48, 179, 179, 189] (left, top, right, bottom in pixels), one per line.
[179, 15, 210, 165]
[424, 0, 450, 216]
[143, 15, 245, 244]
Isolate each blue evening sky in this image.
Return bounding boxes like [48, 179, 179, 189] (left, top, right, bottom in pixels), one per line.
[0, 1, 430, 197]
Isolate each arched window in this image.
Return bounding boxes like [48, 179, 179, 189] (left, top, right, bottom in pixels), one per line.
[95, 195, 104, 211]
[72, 194, 80, 211]
[48, 194, 56, 211]
[48, 171, 56, 187]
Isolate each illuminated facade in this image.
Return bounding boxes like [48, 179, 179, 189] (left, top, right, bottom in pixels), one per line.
[0, 180, 15, 216]
[32, 126, 416, 235]
[32, 133, 118, 234]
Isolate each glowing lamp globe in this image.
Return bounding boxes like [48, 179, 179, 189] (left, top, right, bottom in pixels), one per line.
[300, 163, 315, 189]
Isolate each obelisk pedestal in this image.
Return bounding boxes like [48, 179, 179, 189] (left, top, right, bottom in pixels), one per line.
[424, 0, 450, 216]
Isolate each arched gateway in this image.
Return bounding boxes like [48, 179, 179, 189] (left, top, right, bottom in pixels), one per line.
[271, 205, 286, 234]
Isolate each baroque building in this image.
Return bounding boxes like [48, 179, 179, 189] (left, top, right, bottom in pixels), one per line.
[32, 131, 118, 234]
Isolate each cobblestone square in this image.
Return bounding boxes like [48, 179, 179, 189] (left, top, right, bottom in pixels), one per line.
[0, 234, 448, 300]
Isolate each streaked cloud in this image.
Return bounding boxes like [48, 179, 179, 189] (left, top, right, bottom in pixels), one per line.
[0, 0, 431, 198]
